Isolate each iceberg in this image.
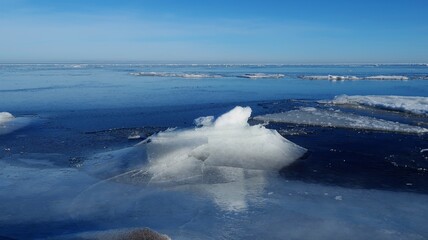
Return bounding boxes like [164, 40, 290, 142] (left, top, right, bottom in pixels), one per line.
[254, 107, 428, 134]
[328, 95, 428, 115]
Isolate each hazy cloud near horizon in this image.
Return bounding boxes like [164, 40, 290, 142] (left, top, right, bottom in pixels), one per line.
[1, 0, 427, 63]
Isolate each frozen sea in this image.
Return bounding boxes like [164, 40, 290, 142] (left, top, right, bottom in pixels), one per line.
[1, 64, 428, 239]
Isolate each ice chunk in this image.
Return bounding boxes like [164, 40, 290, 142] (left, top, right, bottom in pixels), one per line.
[147, 107, 306, 172]
[300, 75, 360, 81]
[0, 112, 14, 124]
[254, 108, 428, 134]
[194, 116, 214, 127]
[365, 75, 409, 80]
[238, 73, 285, 79]
[328, 95, 428, 115]
[84, 106, 307, 184]
[0, 112, 30, 135]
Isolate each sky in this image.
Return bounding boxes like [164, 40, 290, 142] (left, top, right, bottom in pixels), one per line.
[0, 0, 427, 63]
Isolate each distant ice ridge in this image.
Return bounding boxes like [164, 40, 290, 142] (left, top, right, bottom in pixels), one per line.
[0, 112, 30, 135]
[300, 75, 360, 81]
[238, 73, 285, 79]
[84, 106, 307, 184]
[130, 72, 222, 78]
[254, 107, 428, 134]
[300, 75, 410, 81]
[365, 75, 409, 80]
[329, 95, 428, 115]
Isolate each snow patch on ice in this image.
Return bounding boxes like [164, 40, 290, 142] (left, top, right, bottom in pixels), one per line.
[329, 95, 428, 115]
[254, 107, 428, 134]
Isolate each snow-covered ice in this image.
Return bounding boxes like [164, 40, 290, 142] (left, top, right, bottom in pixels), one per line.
[130, 72, 222, 78]
[300, 75, 360, 81]
[365, 75, 409, 80]
[254, 107, 428, 134]
[328, 95, 428, 115]
[238, 73, 285, 79]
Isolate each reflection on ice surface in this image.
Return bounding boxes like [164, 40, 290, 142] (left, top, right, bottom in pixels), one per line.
[328, 95, 428, 115]
[2, 158, 428, 239]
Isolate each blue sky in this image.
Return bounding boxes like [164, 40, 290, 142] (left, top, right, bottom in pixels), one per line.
[1, 0, 427, 63]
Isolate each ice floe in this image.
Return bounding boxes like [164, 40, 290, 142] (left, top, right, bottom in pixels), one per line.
[0, 112, 30, 135]
[299, 75, 411, 81]
[238, 73, 285, 79]
[254, 107, 428, 134]
[130, 72, 222, 78]
[328, 95, 428, 115]
[300, 75, 360, 81]
[365, 75, 409, 80]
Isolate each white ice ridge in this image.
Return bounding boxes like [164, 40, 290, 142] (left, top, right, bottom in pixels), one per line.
[300, 75, 360, 81]
[0, 112, 30, 135]
[238, 73, 285, 79]
[254, 107, 428, 134]
[365, 75, 409, 80]
[84, 106, 307, 185]
[130, 72, 222, 78]
[300, 75, 410, 81]
[329, 95, 428, 115]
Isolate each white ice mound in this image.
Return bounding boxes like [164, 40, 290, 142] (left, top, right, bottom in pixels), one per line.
[145, 106, 307, 172]
[329, 95, 428, 115]
[84, 107, 307, 185]
[254, 107, 428, 134]
[0, 112, 30, 135]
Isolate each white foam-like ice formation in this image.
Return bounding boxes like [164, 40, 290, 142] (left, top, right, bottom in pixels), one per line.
[365, 75, 409, 80]
[144, 106, 306, 183]
[300, 75, 360, 81]
[238, 73, 285, 79]
[0, 112, 30, 135]
[329, 95, 428, 115]
[130, 72, 222, 78]
[254, 107, 428, 134]
[0, 112, 14, 124]
[84, 106, 307, 186]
